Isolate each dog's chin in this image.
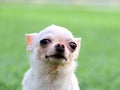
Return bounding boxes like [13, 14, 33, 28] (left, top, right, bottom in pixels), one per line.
[45, 54, 67, 64]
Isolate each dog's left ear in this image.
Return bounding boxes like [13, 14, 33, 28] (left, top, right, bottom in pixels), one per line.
[74, 38, 82, 60]
[25, 33, 38, 52]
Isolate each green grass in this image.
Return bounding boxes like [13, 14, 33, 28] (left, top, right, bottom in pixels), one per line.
[0, 3, 120, 90]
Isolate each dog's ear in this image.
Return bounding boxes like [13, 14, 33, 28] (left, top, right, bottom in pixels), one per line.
[25, 33, 38, 52]
[74, 37, 82, 60]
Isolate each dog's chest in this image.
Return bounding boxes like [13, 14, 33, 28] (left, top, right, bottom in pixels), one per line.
[31, 73, 74, 90]
[33, 80, 72, 90]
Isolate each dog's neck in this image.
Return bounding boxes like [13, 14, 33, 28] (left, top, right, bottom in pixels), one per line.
[31, 59, 77, 83]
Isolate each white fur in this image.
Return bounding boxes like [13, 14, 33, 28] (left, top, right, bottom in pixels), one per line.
[22, 25, 81, 90]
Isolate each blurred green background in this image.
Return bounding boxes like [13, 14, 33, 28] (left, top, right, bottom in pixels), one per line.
[0, 2, 120, 90]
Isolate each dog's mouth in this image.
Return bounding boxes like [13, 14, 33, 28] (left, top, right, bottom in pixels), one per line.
[46, 54, 67, 61]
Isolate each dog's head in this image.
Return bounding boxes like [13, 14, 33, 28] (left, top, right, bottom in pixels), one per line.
[26, 25, 81, 65]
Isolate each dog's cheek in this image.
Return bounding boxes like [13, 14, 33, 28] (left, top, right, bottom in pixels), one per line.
[65, 48, 72, 62]
[69, 53, 74, 62]
[46, 46, 56, 56]
[36, 47, 44, 60]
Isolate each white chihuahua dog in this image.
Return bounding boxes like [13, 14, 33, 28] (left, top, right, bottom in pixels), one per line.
[22, 25, 81, 90]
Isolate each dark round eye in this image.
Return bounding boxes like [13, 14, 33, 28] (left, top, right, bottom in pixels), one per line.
[69, 42, 77, 50]
[40, 39, 51, 45]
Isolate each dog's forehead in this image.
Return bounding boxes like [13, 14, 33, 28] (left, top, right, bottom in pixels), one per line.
[38, 25, 74, 39]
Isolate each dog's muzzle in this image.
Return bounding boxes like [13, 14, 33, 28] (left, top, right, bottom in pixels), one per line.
[55, 44, 65, 53]
[45, 44, 67, 61]
[45, 54, 67, 61]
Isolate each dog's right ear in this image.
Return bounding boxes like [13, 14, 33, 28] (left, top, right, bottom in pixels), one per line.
[25, 33, 38, 52]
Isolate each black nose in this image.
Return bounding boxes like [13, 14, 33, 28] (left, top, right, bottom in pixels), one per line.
[55, 44, 65, 53]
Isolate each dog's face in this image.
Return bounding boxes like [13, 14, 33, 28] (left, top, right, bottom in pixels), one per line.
[26, 25, 81, 65]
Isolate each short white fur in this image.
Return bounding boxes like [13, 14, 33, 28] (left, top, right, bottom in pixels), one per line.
[22, 25, 81, 90]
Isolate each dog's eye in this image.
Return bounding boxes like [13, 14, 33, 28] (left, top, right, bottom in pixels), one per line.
[69, 42, 77, 50]
[40, 39, 51, 45]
